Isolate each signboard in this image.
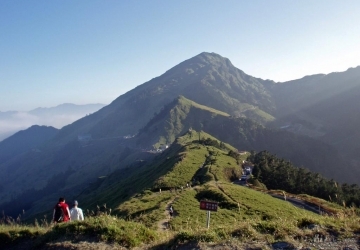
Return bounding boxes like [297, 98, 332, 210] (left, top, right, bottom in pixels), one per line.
[200, 200, 218, 212]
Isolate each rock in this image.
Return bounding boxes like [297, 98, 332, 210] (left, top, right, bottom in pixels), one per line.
[271, 241, 295, 249]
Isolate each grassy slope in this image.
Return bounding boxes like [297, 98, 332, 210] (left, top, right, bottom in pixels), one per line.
[136, 96, 355, 187]
[136, 96, 230, 148]
[77, 130, 235, 208]
[95, 131, 360, 239]
[1, 131, 360, 249]
[0, 137, 155, 220]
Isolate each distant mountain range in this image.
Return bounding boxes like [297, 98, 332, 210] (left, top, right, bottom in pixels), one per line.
[270, 66, 360, 172]
[0, 103, 106, 141]
[1, 52, 360, 219]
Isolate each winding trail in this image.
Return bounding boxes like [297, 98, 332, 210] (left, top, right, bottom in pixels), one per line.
[157, 195, 179, 231]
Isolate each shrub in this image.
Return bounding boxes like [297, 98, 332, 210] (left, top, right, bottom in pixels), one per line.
[195, 189, 227, 203]
[297, 217, 319, 228]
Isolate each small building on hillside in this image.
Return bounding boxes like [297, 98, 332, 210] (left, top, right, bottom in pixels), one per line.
[160, 144, 169, 150]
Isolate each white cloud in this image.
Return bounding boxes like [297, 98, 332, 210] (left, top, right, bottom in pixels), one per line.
[0, 105, 104, 141]
[0, 113, 85, 140]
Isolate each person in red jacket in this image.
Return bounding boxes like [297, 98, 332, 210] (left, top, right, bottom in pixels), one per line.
[53, 197, 71, 223]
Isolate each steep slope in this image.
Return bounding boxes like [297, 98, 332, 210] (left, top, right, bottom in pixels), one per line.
[2, 52, 360, 221]
[3, 131, 359, 250]
[249, 150, 360, 207]
[50, 52, 275, 145]
[93, 132, 359, 237]
[0, 131, 16, 142]
[304, 84, 360, 150]
[270, 67, 360, 171]
[272, 66, 360, 117]
[64, 130, 251, 210]
[135, 95, 230, 148]
[270, 66, 360, 138]
[0, 125, 58, 164]
[0, 136, 155, 217]
[0, 52, 274, 208]
[135, 96, 357, 185]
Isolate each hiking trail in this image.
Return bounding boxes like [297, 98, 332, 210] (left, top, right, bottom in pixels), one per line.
[157, 194, 179, 231]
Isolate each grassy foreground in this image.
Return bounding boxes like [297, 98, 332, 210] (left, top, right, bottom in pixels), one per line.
[0, 189, 360, 249]
[0, 215, 157, 249]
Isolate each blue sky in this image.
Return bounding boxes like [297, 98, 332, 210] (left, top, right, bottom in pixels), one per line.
[1, 1, 360, 111]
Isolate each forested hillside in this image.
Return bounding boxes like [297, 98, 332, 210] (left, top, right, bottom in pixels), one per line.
[249, 151, 360, 207]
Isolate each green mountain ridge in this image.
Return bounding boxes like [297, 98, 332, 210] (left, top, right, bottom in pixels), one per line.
[136, 95, 230, 148]
[2, 131, 359, 249]
[0, 94, 357, 219]
[48, 52, 275, 146]
[135, 96, 356, 185]
[68, 130, 332, 211]
[1, 52, 360, 221]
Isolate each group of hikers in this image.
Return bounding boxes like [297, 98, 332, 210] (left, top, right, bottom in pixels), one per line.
[54, 197, 175, 224]
[53, 197, 84, 223]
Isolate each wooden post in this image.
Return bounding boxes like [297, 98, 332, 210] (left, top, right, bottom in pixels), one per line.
[206, 210, 211, 228]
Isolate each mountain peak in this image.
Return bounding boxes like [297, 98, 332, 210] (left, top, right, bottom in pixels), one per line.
[174, 52, 234, 72]
[193, 51, 231, 63]
[71, 52, 276, 142]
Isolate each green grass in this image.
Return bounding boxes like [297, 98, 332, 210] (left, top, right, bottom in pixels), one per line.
[182, 96, 230, 117]
[0, 224, 47, 248]
[0, 215, 158, 249]
[169, 182, 317, 230]
[2, 132, 360, 248]
[249, 107, 275, 122]
[153, 130, 240, 189]
[117, 191, 173, 229]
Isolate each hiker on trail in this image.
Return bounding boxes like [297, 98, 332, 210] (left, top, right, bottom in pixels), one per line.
[169, 205, 174, 217]
[70, 200, 84, 221]
[53, 197, 71, 223]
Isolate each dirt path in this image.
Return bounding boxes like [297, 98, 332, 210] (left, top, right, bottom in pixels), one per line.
[157, 195, 179, 231]
[158, 196, 178, 231]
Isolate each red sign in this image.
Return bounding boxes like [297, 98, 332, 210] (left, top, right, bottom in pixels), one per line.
[200, 200, 218, 212]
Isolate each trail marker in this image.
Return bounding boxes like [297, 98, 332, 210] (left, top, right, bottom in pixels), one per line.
[200, 200, 218, 211]
[199, 200, 218, 228]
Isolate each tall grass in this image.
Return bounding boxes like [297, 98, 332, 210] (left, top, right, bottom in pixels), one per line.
[0, 213, 159, 249]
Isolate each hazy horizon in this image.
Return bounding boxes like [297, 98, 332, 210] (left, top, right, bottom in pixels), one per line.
[0, 103, 106, 141]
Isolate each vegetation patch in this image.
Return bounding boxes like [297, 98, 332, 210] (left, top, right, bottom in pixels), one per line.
[2, 132, 360, 249]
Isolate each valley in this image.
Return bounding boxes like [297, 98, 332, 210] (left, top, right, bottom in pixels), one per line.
[1, 52, 360, 249]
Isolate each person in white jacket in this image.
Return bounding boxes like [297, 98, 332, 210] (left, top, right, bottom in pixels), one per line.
[70, 200, 84, 221]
